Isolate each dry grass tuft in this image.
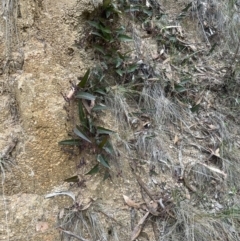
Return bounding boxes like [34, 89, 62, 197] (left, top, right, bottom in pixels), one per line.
[58, 204, 125, 241]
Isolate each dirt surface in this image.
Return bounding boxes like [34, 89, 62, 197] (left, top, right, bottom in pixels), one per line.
[0, 0, 100, 240]
[0, 0, 240, 241]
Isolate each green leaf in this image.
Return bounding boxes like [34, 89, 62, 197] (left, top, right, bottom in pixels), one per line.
[116, 69, 124, 76]
[142, 8, 153, 16]
[181, 2, 192, 12]
[99, 24, 112, 34]
[98, 135, 109, 149]
[97, 126, 115, 135]
[174, 84, 187, 93]
[92, 31, 105, 39]
[126, 64, 138, 73]
[93, 45, 106, 55]
[78, 100, 87, 128]
[78, 69, 90, 88]
[115, 26, 125, 34]
[97, 154, 110, 168]
[64, 175, 79, 182]
[74, 127, 92, 143]
[117, 51, 124, 59]
[102, 32, 114, 42]
[180, 78, 191, 84]
[85, 164, 99, 175]
[101, 61, 108, 70]
[190, 104, 200, 113]
[75, 92, 96, 101]
[103, 171, 111, 181]
[92, 105, 108, 111]
[118, 34, 133, 41]
[94, 89, 106, 95]
[87, 116, 95, 134]
[103, 140, 115, 155]
[58, 139, 81, 145]
[115, 58, 123, 68]
[105, 6, 121, 17]
[125, 6, 141, 13]
[87, 21, 101, 30]
[169, 36, 177, 43]
[106, 10, 111, 18]
[103, 0, 111, 8]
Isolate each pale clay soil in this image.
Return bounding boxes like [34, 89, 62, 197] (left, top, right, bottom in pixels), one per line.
[0, 0, 239, 241]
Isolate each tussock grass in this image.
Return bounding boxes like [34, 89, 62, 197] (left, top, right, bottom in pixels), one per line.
[140, 82, 183, 124]
[191, 0, 240, 50]
[105, 86, 136, 128]
[59, 205, 124, 241]
[158, 200, 240, 241]
[134, 130, 173, 171]
[222, 148, 240, 189]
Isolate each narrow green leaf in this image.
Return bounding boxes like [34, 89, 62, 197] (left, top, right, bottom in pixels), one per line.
[103, 140, 115, 155]
[97, 154, 110, 168]
[97, 126, 115, 135]
[103, 171, 111, 181]
[109, 38, 115, 43]
[191, 104, 200, 113]
[98, 135, 109, 149]
[99, 24, 112, 34]
[116, 69, 124, 76]
[180, 78, 191, 84]
[142, 8, 153, 16]
[115, 27, 125, 35]
[117, 51, 124, 59]
[111, 3, 121, 14]
[87, 116, 95, 134]
[118, 34, 133, 41]
[115, 58, 123, 68]
[92, 105, 108, 111]
[106, 10, 111, 18]
[174, 84, 187, 93]
[169, 36, 177, 43]
[85, 164, 99, 175]
[64, 175, 79, 182]
[101, 61, 108, 70]
[93, 45, 106, 55]
[101, 32, 113, 42]
[92, 31, 105, 39]
[126, 64, 138, 73]
[75, 92, 96, 101]
[87, 21, 101, 30]
[103, 0, 111, 8]
[176, 12, 187, 21]
[181, 2, 192, 12]
[78, 69, 90, 88]
[78, 100, 87, 128]
[125, 6, 141, 12]
[94, 89, 106, 95]
[74, 127, 92, 143]
[58, 139, 81, 145]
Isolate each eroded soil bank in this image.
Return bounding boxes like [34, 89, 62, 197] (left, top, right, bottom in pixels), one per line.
[0, 0, 100, 240]
[0, 0, 240, 241]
